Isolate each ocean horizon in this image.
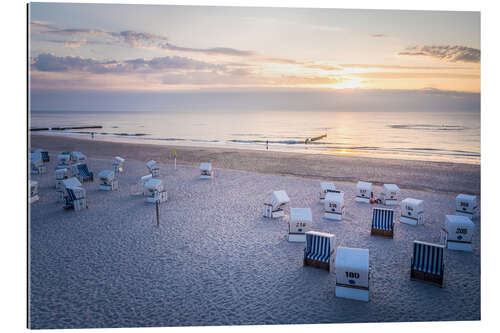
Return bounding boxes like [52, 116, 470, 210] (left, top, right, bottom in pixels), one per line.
[30, 109, 480, 164]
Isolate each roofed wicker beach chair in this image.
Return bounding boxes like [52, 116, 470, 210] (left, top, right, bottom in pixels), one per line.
[324, 191, 345, 221]
[200, 162, 213, 179]
[30, 152, 46, 175]
[400, 198, 424, 226]
[57, 152, 71, 168]
[146, 160, 160, 178]
[34, 149, 49, 162]
[144, 178, 167, 203]
[63, 186, 87, 211]
[288, 208, 312, 242]
[335, 247, 370, 302]
[410, 240, 444, 287]
[58, 177, 82, 202]
[355, 181, 372, 203]
[456, 194, 478, 219]
[440, 215, 474, 252]
[263, 190, 290, 218]
[303, 231, 336, 272]
[55, 168, 69, 190]
[98, 170, 117, 191]
[29, 180, 39, 204]
[72, 163, 94, 182]
[371, 208, 395, 238]
[113, 156, 125, 173]
[70, 151, 87, 164]
[319, 182, 336, 202]
[381, 184, 400, 205]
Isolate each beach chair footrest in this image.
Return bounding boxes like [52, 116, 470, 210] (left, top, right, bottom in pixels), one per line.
[410, 268, 444, 287]
[370, 228, 394, 238]
[303, 258, 330, 271]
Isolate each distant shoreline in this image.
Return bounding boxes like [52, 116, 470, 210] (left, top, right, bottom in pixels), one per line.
[30, 133, 480, 195]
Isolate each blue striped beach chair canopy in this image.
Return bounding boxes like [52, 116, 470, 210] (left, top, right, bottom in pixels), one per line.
[335, 247, 369, 287]
[77, 164, 91, 179]
[412, 241, 444, 276]
[372, 208, 394, 231]
[304, 231, 335, 263]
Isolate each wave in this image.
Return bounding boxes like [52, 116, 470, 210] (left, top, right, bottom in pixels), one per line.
[389, 124, 467, 131]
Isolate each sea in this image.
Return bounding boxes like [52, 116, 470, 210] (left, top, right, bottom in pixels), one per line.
[30, 110, 480, 165]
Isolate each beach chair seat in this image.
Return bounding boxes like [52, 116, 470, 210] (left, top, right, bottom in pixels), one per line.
[356, 181, 372, 203]
[319, 182, 336, 201]
[263, 190, 290, 218]
[113, 156, 125, 173]
[70, 151, 87, 164]
[303, 231, 336, 272]
[29, 180, 39, 203]
[64, 186, 87, 211]
[381, 184, 400, 205]
[335, 247, 370, 302]
[456, 194, 478, 218]
[371, 208, 394, 237]
[200, 162, 213, 179]
[98, 170, 118, 191]
[400, 198, 424, 225]
[324, 191, 345, 221]
[144, 178, 167, 203]
[440, 215, 474, 252]
[410, 241, 444, 287]
[288, 208, 312, 242]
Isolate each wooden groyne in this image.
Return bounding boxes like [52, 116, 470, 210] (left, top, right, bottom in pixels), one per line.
[305, 133, 327, 144]
[30, 125, 103, 131]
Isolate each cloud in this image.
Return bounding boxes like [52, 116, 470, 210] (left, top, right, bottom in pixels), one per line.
[371, 34, 388, 38]
[352, 71, 479, 79]
[399, 45, 480, 63]
[31, 53, 223, 74]
[63, 40, 88, 49]
[160, 43, 255, 56]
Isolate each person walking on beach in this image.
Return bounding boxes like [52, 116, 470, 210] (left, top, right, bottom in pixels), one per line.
[91, 132, 94, 140]
[266, 140, 269, 150]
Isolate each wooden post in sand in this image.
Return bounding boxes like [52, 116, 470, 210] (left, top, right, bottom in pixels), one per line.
[155, 199, 160, 226]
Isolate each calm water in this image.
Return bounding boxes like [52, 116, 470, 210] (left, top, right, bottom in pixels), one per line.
[30, 110, 480, 164]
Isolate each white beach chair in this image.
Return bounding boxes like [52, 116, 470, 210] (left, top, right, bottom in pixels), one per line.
[400, 198, 424, 225]
[30, 152, 46, 175]
[455, 194, 478, 218]
[440, 215, 474, 252]
[70, 151, 87, 164]
[98, 170, 117, 191]
[55, 168, 69, 190]
[381, 184, 400, 205]
[324, 191, 345, 221]
[303, 231, 336, 272]
[371, 208, 394, 238]
[355, 181, 372, 203]
[319, 182, 336, 202]
[263, 190, 290, 218]
[63, 186, 87, 211]
[335, 247, 370, 302]
[146, 160, 160, 178]
[113, 156, 125, 173]
[144, 178, 167, 203]
[410, 240, 444, 287]
[29, 180, 39, 203]
[57, 153, 71, 168]
[200, 162, 213, 179]
[58, 177, 82, 202]
[288, 208, 312, 242]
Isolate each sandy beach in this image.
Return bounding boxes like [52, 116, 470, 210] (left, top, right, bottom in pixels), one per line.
[28, 135, 481, 329]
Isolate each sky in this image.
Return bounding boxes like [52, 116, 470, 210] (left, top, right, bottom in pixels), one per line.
[29, 2, 480, 111]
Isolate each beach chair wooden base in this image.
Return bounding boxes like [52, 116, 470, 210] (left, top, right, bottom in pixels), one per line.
[335, 284, 369, 302]
[400, 216, 420, 226]
[29, 195, 39, 204]
[288, 233, 306, 242]
[370, 228, 394, 238]
[303, 258, 330, 271]
[324, 212, 343, 221]
[100, 183, 118, 191]
[200, 175, 212, 179]
[383, 199, 398, 206]
[410, 268, 444, 287]
[447, 240, 472, 252]
[355, 197, 370, 203]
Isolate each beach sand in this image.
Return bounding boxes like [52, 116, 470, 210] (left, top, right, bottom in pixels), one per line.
[28, 135, 481, 329]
